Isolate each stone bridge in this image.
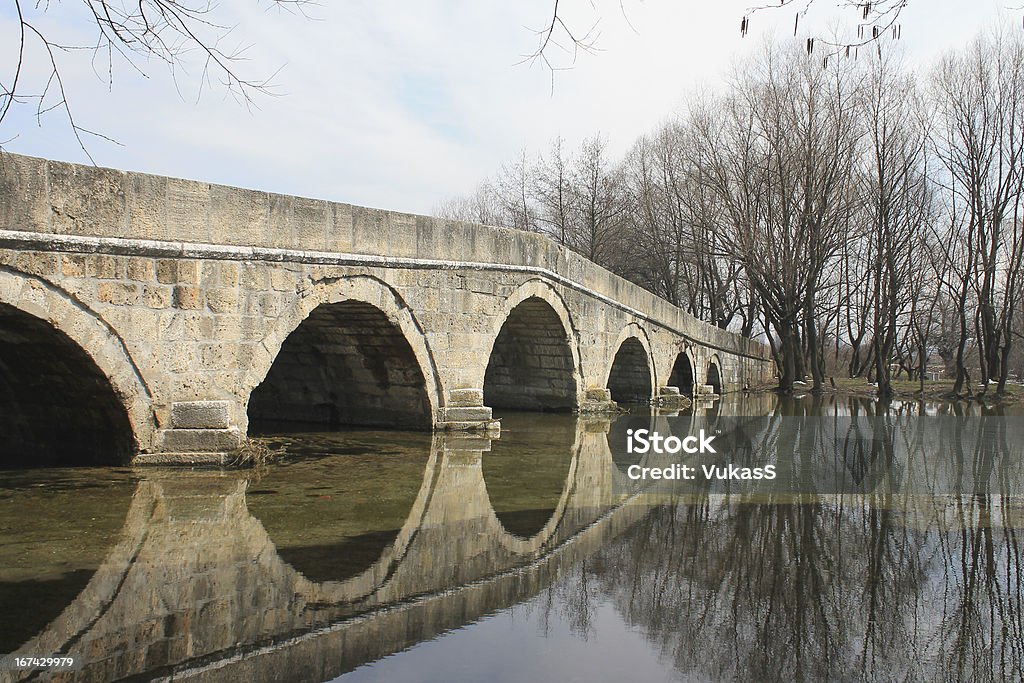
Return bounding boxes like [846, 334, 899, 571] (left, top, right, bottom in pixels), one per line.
[0, 153, 773, 465]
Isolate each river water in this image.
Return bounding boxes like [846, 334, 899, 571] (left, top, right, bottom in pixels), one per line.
[1, 393, 1023, 682]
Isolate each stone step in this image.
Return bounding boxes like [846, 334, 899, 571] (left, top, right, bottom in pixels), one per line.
[158, 427, 242, 452]
[448, 388, 485, 407]
[442, 406, 493, 422]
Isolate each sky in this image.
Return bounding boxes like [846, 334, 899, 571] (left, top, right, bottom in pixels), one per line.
[0, 0, 1013, 216]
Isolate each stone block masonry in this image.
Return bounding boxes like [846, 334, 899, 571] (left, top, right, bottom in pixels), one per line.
[0, 152, 774, 464]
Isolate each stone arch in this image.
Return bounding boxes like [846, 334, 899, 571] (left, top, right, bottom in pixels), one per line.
[0, 268, 154, 464]
[483, 279, 581, 412]
[244, 276, 441, 432]
[605, 324, 655, 404]
[707, 355, 724, 394]
[668, 348, 697, 397]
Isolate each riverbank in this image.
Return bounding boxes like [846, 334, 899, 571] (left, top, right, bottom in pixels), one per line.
[823, 377, 1024, 406]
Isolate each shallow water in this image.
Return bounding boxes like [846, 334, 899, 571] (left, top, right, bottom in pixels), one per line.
[1, 394, 1023, 682]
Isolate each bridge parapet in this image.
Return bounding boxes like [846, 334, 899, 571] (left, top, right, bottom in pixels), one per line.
[0, 154, 765, 359]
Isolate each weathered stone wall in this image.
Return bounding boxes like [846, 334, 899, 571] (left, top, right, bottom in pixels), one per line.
[0, 153, 775, 461]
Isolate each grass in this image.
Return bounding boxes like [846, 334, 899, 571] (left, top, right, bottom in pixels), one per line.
[227, 439, 284, 468]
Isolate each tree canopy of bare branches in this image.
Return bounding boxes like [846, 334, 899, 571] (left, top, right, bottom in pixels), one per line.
[440, 27, 1024, 398]
[931, 29, 1024, 395]
[1, 0, 308, 157]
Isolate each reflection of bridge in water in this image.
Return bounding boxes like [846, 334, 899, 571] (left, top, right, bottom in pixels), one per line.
[5, 406, 754, 683]
[12, 394, 1017, 682]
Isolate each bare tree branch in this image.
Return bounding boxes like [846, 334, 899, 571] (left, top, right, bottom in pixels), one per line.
[0, 0, 315, 158]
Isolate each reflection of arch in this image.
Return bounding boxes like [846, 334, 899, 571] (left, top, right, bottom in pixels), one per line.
[606, 324, 654, 404]
[243, 276, 441, 432]
[263, 440, 444, 604]
[484, 280, 581, 412]
[0, 268, 153, 463]
[707, 356, 723, 395]
[12, 437, 648, 680]
[669, 349, 697, 398]
[248, 433, 436, 582]
[606, 412, 696, 492]
[606, 413, 655, 475]
[482, 417, 583, 555]
[8, 481, 158, 659]
[482, 416, 577, 540]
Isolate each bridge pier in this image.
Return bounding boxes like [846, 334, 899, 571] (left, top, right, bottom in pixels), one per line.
[150, 400, 243, 464]
[578, 387, 621, 414]
[437, 388, 500, 435]
[654, 385, 692, 410]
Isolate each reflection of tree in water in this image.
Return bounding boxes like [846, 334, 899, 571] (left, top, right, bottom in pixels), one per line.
[540, 398, 1024, 682]
[932, 405, 1024, 682]
[572, 497, 1023, 681]
[619, 500, 926, 681]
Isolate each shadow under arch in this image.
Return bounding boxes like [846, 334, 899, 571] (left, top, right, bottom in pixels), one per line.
[606, 327, 654, 404]
[669, 349, 697, 398]
[707, 356, 723, 395]
[0, 269, 153, 465]
[246, 276, 440, 432]
[483, 282, 580, 412]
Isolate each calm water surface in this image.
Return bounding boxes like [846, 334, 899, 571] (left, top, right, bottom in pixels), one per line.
[1, 394, 1023, 682]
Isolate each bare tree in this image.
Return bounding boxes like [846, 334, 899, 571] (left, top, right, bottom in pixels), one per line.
[624, 117, 749, 328]
[569, 134, 628, 265]
[622, 124, 693, 308]
[528, 0, 912, 75]
[492, 148, 541, 234]
[432, 182, 506, 227]
[931, 29, 1024, 395]
[1, 0, 308, 157]
[743, 0, 908, 54]
[533, 137, 576, 247]
[693, 42, 861, 392]
[859, 47, 933, 396]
